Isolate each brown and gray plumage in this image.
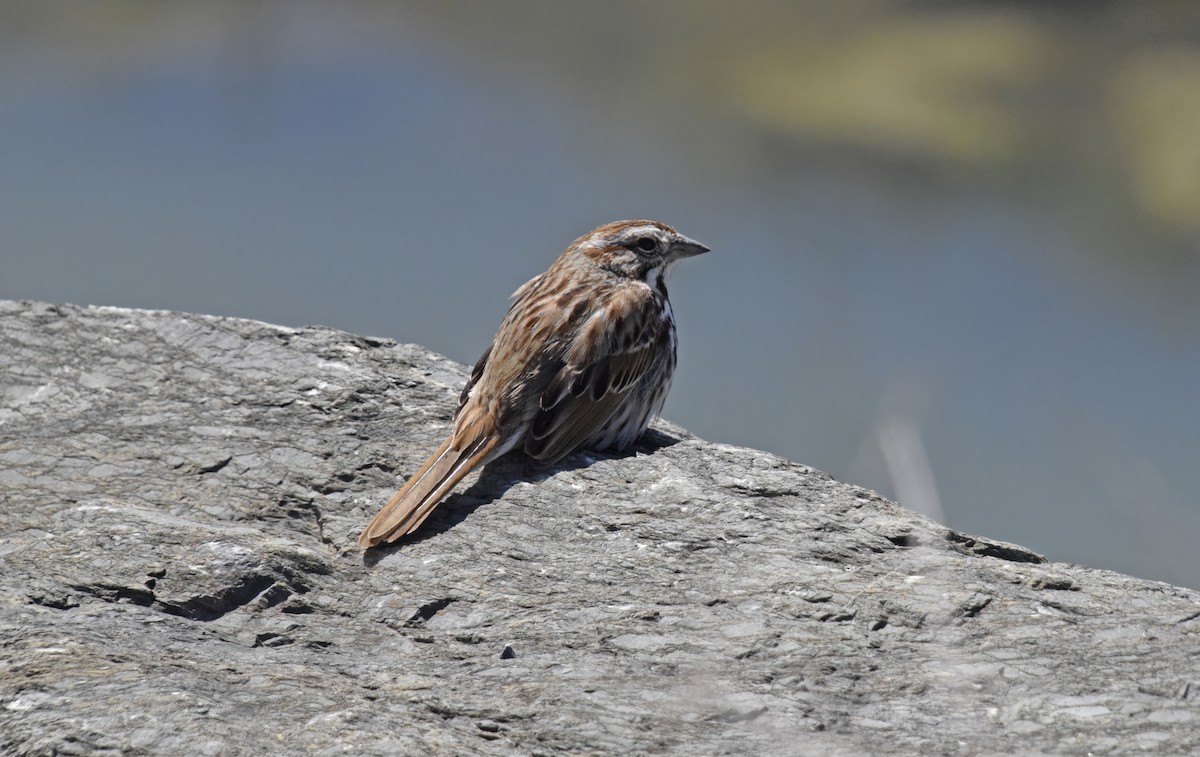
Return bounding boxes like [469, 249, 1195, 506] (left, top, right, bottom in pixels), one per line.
[358, 220, 709, 548]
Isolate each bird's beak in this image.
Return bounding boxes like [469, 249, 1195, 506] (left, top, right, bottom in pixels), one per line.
[669, 234, 710, 260]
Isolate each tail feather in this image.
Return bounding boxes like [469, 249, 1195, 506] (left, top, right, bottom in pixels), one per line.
[358, 432, 500, 548]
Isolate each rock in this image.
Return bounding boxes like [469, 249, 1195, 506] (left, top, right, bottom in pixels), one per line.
[1, 299, 1197, 755]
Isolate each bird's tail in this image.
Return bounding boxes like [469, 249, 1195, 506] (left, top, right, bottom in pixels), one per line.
[358, 429, 501, 548]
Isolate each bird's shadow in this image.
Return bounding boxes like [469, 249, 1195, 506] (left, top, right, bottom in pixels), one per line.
[360, 428, 681, 564]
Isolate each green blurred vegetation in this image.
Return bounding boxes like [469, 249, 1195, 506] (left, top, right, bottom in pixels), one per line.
[5, 0, 1200, 241]
[399, 0, 1200, 244]
[1111, 48, 1200, 230]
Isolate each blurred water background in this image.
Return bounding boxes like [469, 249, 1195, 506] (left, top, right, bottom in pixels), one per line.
[2, 1, 1198, 588]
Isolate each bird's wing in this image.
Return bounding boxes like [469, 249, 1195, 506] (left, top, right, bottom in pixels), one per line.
[525, 287, 664, 464]
[457, 342, 492, 413]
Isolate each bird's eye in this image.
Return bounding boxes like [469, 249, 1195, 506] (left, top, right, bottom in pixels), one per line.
[635, 237, 657, 252]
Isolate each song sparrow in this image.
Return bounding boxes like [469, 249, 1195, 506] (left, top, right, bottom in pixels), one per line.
[358, 220, 709, 548]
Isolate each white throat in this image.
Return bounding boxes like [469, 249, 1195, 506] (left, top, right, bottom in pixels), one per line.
[643, 260, 675, 284]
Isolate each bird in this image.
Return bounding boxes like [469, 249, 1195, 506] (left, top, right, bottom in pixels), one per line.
[358, 219, 709, 548]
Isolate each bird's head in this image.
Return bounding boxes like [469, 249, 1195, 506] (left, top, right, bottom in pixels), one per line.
[570, 220, 709, 282]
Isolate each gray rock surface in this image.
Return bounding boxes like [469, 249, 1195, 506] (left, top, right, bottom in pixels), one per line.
[1, 299, 1198, 756]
